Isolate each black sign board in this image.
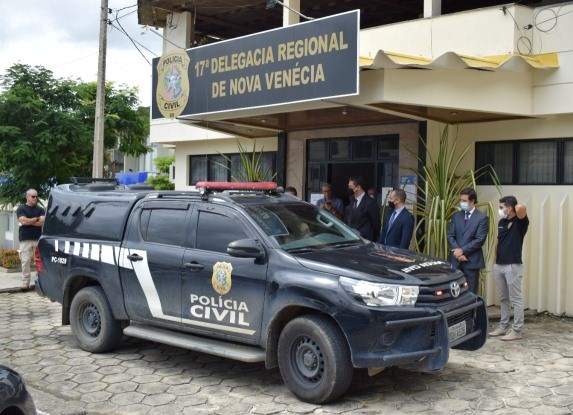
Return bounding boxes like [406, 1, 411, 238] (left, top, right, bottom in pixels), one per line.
[151, 10, 359, 119]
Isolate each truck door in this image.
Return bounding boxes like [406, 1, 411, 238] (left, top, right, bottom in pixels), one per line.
[181, 203, 268, 344]
[120, 201, 192, 325]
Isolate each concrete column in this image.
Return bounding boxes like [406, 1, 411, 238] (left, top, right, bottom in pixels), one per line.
[423, 0, 441, 18]
[283, 0, 300, 26]
[163, 11, 194, 53]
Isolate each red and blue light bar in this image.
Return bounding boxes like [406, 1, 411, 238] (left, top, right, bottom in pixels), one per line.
[195, 181, 278, 191]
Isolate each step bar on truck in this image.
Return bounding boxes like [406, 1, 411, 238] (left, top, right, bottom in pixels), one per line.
[123, 323, 266, 363]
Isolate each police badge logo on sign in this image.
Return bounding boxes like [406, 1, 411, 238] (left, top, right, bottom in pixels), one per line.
[212, 262, 233, 296]
[156, 51, 190, 119]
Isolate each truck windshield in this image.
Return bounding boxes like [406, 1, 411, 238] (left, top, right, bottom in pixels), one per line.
[244, 202, 363, 252]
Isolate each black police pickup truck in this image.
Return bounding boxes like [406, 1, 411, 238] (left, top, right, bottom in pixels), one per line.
[35, 180, 487, 403]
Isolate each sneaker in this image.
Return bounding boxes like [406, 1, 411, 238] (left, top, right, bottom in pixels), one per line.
[501, 329, 522, 341]
[489, 326, 508, 337]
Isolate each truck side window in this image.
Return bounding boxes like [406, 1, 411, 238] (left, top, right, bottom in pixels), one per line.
[196, 211, 247, 253]
[143, 209, 187, 246]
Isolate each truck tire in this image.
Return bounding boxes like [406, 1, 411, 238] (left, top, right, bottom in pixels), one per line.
[70, 286, 122, 353]
[277, 315, 353, 404]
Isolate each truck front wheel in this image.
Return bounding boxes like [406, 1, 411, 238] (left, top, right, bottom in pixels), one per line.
[70, 286, 122, 353]
[277, 315, 353, 403]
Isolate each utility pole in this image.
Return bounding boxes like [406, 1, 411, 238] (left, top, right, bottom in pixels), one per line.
[92, 0, 108, 178]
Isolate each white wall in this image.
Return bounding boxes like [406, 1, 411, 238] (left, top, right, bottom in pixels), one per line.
[427, 115, 573, 316]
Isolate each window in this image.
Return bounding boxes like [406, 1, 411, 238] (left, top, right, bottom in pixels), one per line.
[209, 155, 228, 182]
[475, 142, 514, 185]
[189, 152, 276, 185]
[565, 141, 573, 184]
[352, 138, 374, 160]
[476, 138, 572, 185]
[190, 155, 207, 185]
[518, 141, 556, 184]
[378, 135, 399, 159]
[196, 211, 248, 253]
[143, 209, 188, 246]
[330, 139, 350, 160]
[308, 140, 327, 162]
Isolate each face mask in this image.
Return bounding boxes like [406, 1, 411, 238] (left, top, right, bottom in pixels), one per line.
[498, 208, 508, 219]
[388, 201, 395, 209]
[460, 202, 469, 212]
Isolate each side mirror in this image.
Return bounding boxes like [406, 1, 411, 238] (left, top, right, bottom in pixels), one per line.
[227, 239, 265, 259]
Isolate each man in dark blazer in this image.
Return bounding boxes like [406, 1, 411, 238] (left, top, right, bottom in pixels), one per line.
[379, 188, 414, 249]
[447, 187, 489, 294]
[344, 176, 380, 241]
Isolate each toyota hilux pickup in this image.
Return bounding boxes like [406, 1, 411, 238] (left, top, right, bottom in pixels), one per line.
[35, 180, 487, 403]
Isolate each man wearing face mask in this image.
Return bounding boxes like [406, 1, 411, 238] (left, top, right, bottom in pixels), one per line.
[447, 188, 489, 294]
[489, 196, 528, 341]
[344, 176, 380, 241]
[379, 189, 414, 249]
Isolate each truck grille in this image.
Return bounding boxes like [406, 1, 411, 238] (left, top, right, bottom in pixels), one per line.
[417, 276, 469, 304]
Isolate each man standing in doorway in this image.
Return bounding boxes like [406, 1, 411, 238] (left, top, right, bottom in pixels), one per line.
[344, 177, 380, 241]
[489, 196, 528, 341]
[316, 183, 344, 218]
[379, 188, 414, 249]
[447, 188, 488, 294]
[16, 189, 45, 290]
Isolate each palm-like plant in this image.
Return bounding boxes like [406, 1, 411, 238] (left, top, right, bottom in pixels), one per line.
[411, 126, 500, 295]
[219, 140, 276, 182]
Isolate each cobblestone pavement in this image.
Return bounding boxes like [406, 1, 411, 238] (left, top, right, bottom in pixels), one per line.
[1, 292, 573, 415]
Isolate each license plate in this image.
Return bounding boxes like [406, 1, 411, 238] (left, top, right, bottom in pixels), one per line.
[448, 320, 467, 343]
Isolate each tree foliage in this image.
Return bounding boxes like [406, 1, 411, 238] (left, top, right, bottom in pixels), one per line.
[0, 64, 149, 204]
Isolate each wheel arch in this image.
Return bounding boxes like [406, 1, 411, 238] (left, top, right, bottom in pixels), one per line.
[264, 304, 348, 369]
[61, 273, 101, 325]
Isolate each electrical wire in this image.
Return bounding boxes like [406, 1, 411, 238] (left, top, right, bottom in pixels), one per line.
[111, 9, 137, 22]
[502, 6, 533, 55]
[110, 11, 152, 64]
[146, 27, 186, 50]
[113, 3, 137, 13]
[111, 22, 158, 56]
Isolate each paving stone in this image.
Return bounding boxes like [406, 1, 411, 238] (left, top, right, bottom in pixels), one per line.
[142, 393, 176, 406]
[137, 382, 170, 395]
[81, 391, 113, 403]
[110, 391, 145, 405]
[106, 381, 139, 393]
[3, 292, 573, 415]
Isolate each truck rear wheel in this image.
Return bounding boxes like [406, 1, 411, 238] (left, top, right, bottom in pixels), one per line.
[277, 315, 352, 404]
[70, 286, 122, 353]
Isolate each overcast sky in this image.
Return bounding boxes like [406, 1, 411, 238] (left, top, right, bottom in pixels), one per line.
[0, 0, 162, 107]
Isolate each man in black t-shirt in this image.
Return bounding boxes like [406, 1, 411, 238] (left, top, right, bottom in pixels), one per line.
[489, 196, 528, 341]
[16, 189, 45, 289]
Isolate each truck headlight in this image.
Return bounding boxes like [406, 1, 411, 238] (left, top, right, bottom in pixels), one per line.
[340, 277, 419, 306]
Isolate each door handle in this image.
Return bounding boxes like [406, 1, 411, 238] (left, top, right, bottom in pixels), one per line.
[184, 261, 205, 271]
[127, 253, 143, 262]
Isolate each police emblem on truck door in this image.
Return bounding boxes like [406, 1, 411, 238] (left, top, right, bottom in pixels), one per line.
[212, 262, 233, 295]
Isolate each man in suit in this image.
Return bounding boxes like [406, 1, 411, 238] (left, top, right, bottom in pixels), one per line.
[344, 176, 380, 241]
[447, 187, 489, 294]
[379, 188, 414, 249]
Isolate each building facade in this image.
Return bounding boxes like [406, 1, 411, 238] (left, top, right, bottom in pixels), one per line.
[140, 0, 573, 315]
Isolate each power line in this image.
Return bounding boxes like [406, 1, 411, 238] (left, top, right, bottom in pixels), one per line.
[146, 27, 186, 50]
[111, 8, 137, 22]
[113, 3, 136, 13]
[110, 11, 151, 64]
[110, 20, 158, 56]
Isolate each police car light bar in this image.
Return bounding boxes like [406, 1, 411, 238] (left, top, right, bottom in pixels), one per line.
[195, 181, 278, 191]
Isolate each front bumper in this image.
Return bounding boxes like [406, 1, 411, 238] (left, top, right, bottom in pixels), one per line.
[338, 295, 487, 371]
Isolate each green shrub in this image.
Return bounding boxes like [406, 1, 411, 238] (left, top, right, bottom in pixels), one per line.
[146, 175, 175, 190]
[153, 156, 175, 175]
